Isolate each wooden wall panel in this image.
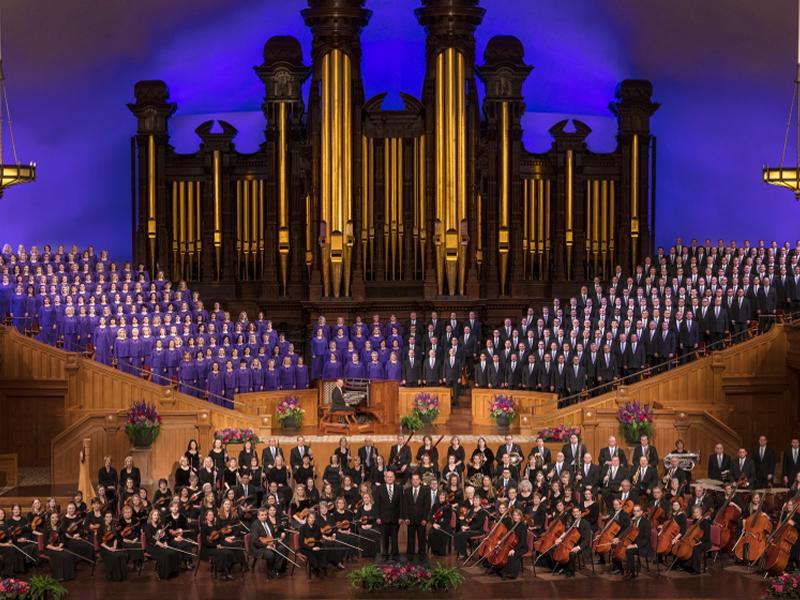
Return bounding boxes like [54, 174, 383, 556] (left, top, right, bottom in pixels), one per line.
[398, 386, 452, 425]
[471, 389, 558, 427]
[237, 389, 319, 427]
[0, 327, 67, 380]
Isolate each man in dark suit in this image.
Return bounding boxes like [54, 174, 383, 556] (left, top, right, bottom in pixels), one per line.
[330, 378, 349, 413]
[752, 435, 776, 489]
[564, 506, 593, 577]
[488, 354, 505, 388]
[401, 472, 431, 562]
[466, 311, 483, 344]
[626, 334, 647, 378]
[621, 505, 651, 580]
[528, 437, 552, 470]
[678, 312, 700, 362]
[730, 448, 757, 489]
[260, 437, 284, 469]
[422, 349, 442, 386]
[631, 435, 659, 467]
[565, 354, 587, 400]
[358, 438, 379, 473]
[575, 452, 601, 491]
[289, 436, 313, 472]
[402, 349, 422, 387]
[783, 439, 800, 486]
[601, 455, 626, 507]
[758, 277, 778, 330]
[442, 348, 462, 408]
[596, 346, 617, 392]
[523, 354, 539, 390]
[553, 354, 568, 399]
[561, 433, 587, 468]
[732, 288, 752, 338]
[708, 298, 728, 347]
[388, 434, 412, 482]
[474, 353, 490, 388]
[598, 436, 629, 470]
[631, 456, 658, 500]
[707, 443, 732, 481]
[537, 354, 554, 392]
[374, 470, 402, 562]
[233, 470, 259, 507]
[504, 353, 523, 389]
[655, 321, 677, 371]
[497, 435, 523, 464]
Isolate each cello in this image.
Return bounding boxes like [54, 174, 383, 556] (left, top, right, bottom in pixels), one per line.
[733, 497, 773, 563]
[478, 517, 508, 560]
[712, 484, 741, 553]
[656, 514, 682, 556]
[534, 511, 565, 554]
[486, 521, 524, 567]
[761, 495, 800, 576]
[671, 512, 709, 562]
[551, 520, 582, 564]
[592, 509, 623, 554]
[611, 521, 640, 563]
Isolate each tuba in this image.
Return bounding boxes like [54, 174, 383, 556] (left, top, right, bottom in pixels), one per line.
[663, 453, 700, 472]
[509, 451, 523, 467]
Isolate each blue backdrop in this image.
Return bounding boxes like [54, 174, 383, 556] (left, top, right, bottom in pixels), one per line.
[1, 0, 797, 259]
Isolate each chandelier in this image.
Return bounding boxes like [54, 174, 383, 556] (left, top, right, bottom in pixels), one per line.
[763, 0, 800, 199]
[0, 11, 36, 198]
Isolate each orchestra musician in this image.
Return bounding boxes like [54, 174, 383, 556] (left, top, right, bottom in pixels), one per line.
[632, 456, 658, 503]
[248, 506, 287, 578]
[454, 496, 488, 560]
[612, 504, 651, 580]
[730, 448, 756, 489]
[557, 506, 592, 577]
[374, 470, 402, 562]
[631, 435, 659, 467]
[402, 473, 431, 562]
[676, 504, 711, 574]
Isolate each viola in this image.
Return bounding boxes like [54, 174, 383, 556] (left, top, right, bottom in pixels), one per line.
[66, 521, 82, 535]
[102, 530, 117, 545]
[611, 523, 639, 563]
[304, 537, 318, 547]
[258, 535, 274, 546]
[320, 525, 333, 536]
[335, 520, 351, 531]
[30, 515, 44, 530]
[119, 526, 134, 540]
[551, 522, 582, 564]
[656, 517, 682, 555]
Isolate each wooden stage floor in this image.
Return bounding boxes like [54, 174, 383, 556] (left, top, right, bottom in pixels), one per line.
[47, 554, 766, 600]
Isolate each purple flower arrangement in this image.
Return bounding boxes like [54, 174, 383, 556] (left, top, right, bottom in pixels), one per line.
[124, 400, 162, 443]
[537, 425, 582, 442]
[276, 395, 304, 426]
[490, 394, 516, 421]
[213, 428, 259, 445]
[617, 400, 654, 443]
[0, 578, 29, 599]
[347, 563, 463, 591]
[413, 392, 440, 421]
[765, 573, 800, 598]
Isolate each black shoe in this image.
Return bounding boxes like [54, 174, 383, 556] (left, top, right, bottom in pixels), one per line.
[564, 571, 575, 578]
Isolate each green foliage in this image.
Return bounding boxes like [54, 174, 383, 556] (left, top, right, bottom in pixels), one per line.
[401, 412, 423, 431]
[420, 565, 464, 591]
[347, 565, 385, 591]
[27, 575, 68, 600]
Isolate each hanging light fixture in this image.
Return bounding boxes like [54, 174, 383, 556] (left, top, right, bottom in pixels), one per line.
[763, 0, 800, 199]
[0, 8, 36, 198]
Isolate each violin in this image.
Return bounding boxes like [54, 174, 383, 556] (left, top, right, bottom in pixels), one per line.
[258, 535, 274, 547]
[620, 499, 634, 514]
[102, 530, 117, 545]
[30, 515, 44, 530]
[118, 526, 135, 540]
[66, 521, 82, 536]
[611, 522, 640, 563]
[303, 537, 318, 547]
[647, 504, 666, 528]
[320, 525, 333, 536]
[335, 520, 350, 531]
[47, 530, 61, 546]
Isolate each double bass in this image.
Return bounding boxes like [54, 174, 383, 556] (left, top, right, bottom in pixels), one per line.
[761, 495, 800, 576]
[733, 499, 772, 563]
[712, 484, 741, 553]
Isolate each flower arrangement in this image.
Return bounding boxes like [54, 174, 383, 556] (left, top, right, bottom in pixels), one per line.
[617, 400, 654, 444]
[401, 413, 423, 432]
[347, 563, 463, 592]
[764, 573, 800, 598]
[213, 428, 259, 445]
[413, 392, 440, 422]
[537, 425, 582, 442]
[124, 400, 162, 447]
[277, 395, 304, 427]
[490, 394, 516, 422]
[26, 575, 68, 600]
[0, 578, 29, 600]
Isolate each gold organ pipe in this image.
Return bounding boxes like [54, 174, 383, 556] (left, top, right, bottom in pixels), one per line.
[601, 179, 608, 278]
[585, 180, 591, 273]
[321, 52, 330, 297]
[435, 52, 444, 294]
[333, 49, 342, 235]
[147, 135, 156, 276]
[343, 51, 353, 297]
[545, 179, 551, 275]
[476, 192, 483, 270]
[631, 133, 639, 269]
[245, 177, 252, 277]
[361, 134, 369, 275]
[171, 180, 178, 280]
[236, 180, 242, 277]
[391, 138, 398, 279]
[498, 101, 510, 292]
[397, 137, 404, 279]
[412, 137, 419, 275]
[196, 181, 202, 279]
[179, 180, 186, 279]
[418, 134, 425, 279]
[368, 138, 374, 275]
[187, 179, 195, 264]
[565, 149, 574, 279]
[609, 181, 616, 268]
[592, 179, 600, 275]
[523, 179, 528, 275]
[384, 137, 390, 276]
[446, 48, 456, 234]
[259, 179, 264, 279]
[457, 50, 466, 295]
[213, 149, 222, 280]
[279, 102, 290, 292]
[305, 193, 313, 273]
[537, 178, 544, 275]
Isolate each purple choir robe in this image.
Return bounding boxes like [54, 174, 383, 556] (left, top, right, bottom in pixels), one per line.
[150, 349, 167, 385]
[93, 327, 113, 365]
[366, 361, 385, 380]
[250, 368, 264, 392]
[294, 365, 309, 389]
[178, 360, 197, 395]
[60, 316, 80, 352]
[310, 337, 328, 380]
[351, 334, 366, 352]
[385, 361, 402, 381]
[263, 368, 280, 391]
[206, 370, 225, 405]
[113, 337, 130, 371]
[321, 360, 343, 380]
[165, 348, 181, 380]
[344, 361, 366, 379]
[37, 306, 58, 345]
[236, 368, 253, 394]
[279, 365, 296, 389]
[10, 292, 27, 332]
[195, 358, 210, 394]
[128, 338, 143, 374]
[223, 370, 238, 404]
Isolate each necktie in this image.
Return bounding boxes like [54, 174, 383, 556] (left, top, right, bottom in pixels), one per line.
[585, 464, 589, 476]
[612, 467, 616, 479]
[388, 485, 393, 501]
[740, 459, 744, 469]
[794, 449, 798, 462]
[413, 487, 418, 502]
[760, 447, 764, 459]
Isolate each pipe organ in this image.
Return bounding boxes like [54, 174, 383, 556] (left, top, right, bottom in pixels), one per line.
[129, 0, 658, 326]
